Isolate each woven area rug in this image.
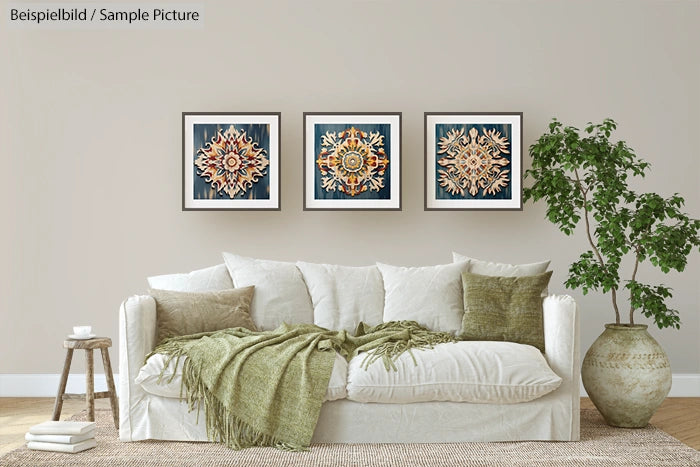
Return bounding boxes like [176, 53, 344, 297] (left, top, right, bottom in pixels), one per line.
[1, 409, 698, 466]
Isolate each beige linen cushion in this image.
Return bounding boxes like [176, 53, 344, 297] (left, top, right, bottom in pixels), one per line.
[377, 261, 469, 333]
[459, 271, 553, 351]
[150, 287, 257, 343]
[346, 341, 561, 403]
[223, 253, 314, 330]
[297, 262, 384, 333]
[147, 264, 233, 292]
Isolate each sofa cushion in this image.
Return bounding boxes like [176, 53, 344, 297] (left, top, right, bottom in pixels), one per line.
[136, 351, 348, 402]
[452, 252, 551, 296]
[149, 287, 257, 343]
[297, 262, 384, 333]
[459, 271, 552, 352]
[147, 264, 234, 292]
[377, 261, 469, 333]
[452, 253, 550, 276]
[222, 252, 314, 330]
[346, 341, 561, 404]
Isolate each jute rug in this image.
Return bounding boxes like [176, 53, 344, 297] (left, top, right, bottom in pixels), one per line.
[1, 409, 698, 466]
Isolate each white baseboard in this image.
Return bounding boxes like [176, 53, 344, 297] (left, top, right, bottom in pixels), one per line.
[0, 374, 120, 397]
[579, 373, 700, 398]
[1, 372, 698, 397]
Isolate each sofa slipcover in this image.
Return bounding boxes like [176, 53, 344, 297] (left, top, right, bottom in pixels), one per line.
[119, 294, 580, 443]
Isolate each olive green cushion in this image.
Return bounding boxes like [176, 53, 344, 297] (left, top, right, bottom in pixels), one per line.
[458, 271, 552, 351]
[150, 286, 257, 343]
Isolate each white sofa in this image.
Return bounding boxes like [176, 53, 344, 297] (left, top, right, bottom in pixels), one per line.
[119, 259, 580, 444]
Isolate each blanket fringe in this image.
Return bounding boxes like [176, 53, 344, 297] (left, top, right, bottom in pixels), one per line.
[148, 337, 308, 451]
[181, 352, 308, 451]
[359, 321, 456, 371]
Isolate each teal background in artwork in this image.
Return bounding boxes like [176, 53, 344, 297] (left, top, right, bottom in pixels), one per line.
[434, 123, 512, 200]
[313, 123, 392, 200]
[192, 123, 271, 200]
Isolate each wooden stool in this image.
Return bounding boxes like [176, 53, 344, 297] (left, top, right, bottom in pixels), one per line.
[52, 337, 119, 429]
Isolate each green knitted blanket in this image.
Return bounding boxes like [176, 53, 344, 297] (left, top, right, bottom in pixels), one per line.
[149, 320, 455, 451]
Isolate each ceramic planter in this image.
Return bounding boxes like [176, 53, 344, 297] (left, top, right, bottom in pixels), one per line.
[581, 324, 671, 428]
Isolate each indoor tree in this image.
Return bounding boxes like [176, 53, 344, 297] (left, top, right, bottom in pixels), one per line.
[524, 118, 700, 329]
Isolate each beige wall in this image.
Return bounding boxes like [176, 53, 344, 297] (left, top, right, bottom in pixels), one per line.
[1, 0, 698, 375]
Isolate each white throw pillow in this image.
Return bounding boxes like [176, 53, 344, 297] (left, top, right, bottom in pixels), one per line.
[377, 261, 469, 333]
[222, 253, 314, 330]
[136, 351, 348, 402]
[297, 262, 384, 333]
[346, 341, 561, 404]
[452, 252, 550, 276]
[147, 264, 233, 292]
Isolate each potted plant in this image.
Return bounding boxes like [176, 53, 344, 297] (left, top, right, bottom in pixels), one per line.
[524, 118, 700, 428]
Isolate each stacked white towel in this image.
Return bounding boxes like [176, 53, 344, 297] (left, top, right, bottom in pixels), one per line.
[26, 421, 97, 453]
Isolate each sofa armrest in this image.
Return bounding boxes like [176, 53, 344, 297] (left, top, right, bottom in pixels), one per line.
[543, 294, 580, 439]
[119, 295, 156, 441]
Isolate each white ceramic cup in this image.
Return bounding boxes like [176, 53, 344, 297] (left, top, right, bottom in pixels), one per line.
[73, 325, 92, 337]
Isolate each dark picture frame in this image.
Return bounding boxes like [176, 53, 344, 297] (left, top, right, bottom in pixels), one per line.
[303, 112, 402, 211]
[424, 112, 523, 211]
[182, 112, 281, 211]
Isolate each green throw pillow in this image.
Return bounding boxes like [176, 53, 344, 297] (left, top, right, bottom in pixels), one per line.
[458, 270, 552, 352]
[150, 286, 257, 343]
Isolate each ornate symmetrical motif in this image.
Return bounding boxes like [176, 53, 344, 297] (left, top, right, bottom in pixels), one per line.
[315, 127, 389, 197]
[194, 125, 269, 199]
[436, 126, 511, 198]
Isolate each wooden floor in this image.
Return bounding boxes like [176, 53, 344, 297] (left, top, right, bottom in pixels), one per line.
[0, 398, 698, 456]
[580, 398, 699, 449]
[0, 398, 111, 456]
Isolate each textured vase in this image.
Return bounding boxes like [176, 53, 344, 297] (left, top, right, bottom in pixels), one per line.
[581, 324, 671, 428]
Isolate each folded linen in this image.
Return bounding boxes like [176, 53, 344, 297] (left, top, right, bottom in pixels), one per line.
[28, 420, 96, 435]
[27, 438, 97, 453]
[25, 429, 96, 444]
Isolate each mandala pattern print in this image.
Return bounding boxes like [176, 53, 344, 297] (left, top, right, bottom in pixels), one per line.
[194, 125, 269, 199]
[436, 126, 511, 198]
[315, 127, 389, 197]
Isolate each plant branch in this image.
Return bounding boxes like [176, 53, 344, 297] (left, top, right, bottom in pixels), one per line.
[629, 246, 640, 325]
[574, 169, 621, 324]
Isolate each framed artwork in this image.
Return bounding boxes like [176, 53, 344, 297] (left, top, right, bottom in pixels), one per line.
[424, 112, 523, 210]
[182, 112, 280, 210]
[304, 112, 401, 210]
